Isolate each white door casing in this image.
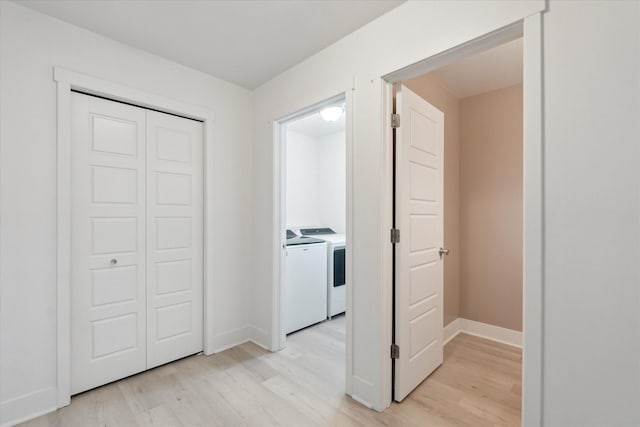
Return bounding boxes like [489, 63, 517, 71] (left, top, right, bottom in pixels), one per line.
[146, 110, 203, 369]
[70, 93, 147, 394]
[70, 92, 204, 393]
[394, 85, 444, 402]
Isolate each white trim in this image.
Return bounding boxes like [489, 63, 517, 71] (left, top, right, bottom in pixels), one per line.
[522, 12, 544, 427]
[271, 121, 286, 351]
[55, 78, 72, 408]
[443, 318, 522, 349]
[344, 89, 355, 396]
[351, 375, 376, 409]
[248, 326, 270, 350]
[211, 326, 253, 353]
[250, 329, 268, 347]
[210, 328, 272, 354]
[0, 387, 57, 427]
[379, 78, 394, 410]
[350, 393, 374, 410]
[53, 68, 216, 121]
[459, 319, 523, 348]
[384, 23, 523, 84]
[443, 318, 462, 346]
[54, 67, 216, 409]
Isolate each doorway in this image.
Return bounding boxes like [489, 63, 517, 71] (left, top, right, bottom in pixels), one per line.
[272, 93, 352, 395]
[390, 37, 525, 420]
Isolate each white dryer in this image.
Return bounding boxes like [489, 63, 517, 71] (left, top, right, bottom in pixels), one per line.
[300, 228, 346, 317]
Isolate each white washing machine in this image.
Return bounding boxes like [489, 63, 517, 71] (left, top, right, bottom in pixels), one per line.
[285, 231, 328, 334]
[300, 228, 346, 317]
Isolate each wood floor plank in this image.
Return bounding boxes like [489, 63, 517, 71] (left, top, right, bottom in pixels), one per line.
[20, 320, 522, 427]
[134, 405, 184, 427]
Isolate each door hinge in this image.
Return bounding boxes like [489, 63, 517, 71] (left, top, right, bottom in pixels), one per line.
[391, 113, 400, 129]
[390, 228, 400, 244]
[391, 344, 400, 359]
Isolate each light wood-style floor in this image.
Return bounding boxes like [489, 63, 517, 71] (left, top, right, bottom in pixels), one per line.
[22, 316, 522, 426]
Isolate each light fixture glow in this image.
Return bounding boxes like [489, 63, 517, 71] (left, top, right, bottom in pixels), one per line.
[320, 106, 344, 122]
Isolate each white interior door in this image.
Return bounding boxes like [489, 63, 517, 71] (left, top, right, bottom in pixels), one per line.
[146, 110, 203, 368]
[394, 85, 444, 402]
[70, 93, 147, 394]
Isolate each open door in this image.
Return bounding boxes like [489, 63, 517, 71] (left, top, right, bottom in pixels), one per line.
[393, 85, 445, 402]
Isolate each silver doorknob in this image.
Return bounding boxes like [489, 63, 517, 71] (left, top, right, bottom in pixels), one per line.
[439, 248, 449, 258]
[110, 258, 118, 265]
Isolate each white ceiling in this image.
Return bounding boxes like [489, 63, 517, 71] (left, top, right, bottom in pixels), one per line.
[16, 0, 405, 89]
[430, 38, 523, 98]
[286, 104, 345, 139]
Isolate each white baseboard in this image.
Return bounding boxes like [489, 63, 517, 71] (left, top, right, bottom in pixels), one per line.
[350, 392, 373, 410]
[350, 375, 376, 410]
[211, 325, 272, 354]
[248, 326, 270, 351]
[443, 318, 462, 345]
[211, 326, 252, 353]
[1, 321, 517, 427]
[0, 327, 274, 427]
[444, 318, 522, 348]
[0, 387, 57, 427]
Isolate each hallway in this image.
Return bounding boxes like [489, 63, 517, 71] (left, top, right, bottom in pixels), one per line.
[23, 315, 521, 426]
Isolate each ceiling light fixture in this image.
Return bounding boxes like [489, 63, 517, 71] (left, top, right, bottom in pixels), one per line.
[319, 106, 344, 122]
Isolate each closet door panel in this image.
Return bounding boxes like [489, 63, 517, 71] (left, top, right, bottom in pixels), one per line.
[70, 93, 147, 394]
[146, 111, 203, 368]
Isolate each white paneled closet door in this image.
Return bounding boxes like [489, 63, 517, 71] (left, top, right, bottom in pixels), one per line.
[70, 93, 147, 394]
[146, 110, 203, 369]
[70, 92, 203, 394]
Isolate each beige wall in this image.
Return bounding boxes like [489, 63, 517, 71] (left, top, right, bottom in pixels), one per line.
[404, 76, 523, 331]
[459, 84, 523, 331]
[404, 74, 460, 327]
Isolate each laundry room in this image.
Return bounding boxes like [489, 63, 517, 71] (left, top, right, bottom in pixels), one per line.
[280, 98, 347, 391]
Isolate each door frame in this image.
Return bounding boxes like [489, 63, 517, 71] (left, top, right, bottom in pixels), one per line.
[54, 67, 216, 408]
[271, 89, 354, 394]
[381, 15, 543, 424]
